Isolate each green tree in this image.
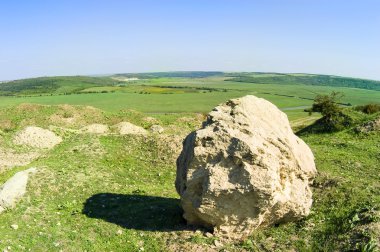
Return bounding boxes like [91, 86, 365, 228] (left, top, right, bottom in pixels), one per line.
[308, 92, 350, 131]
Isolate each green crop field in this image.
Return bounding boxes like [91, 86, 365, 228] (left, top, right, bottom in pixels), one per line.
[0, 73, 379, 119]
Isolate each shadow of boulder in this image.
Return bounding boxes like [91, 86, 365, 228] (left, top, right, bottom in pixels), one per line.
[82, 193, 188, 231]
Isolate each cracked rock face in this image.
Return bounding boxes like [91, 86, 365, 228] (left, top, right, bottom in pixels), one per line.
[176, 95, 317, 239]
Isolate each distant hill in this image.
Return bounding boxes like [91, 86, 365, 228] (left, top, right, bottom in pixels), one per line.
[113, 71, 224, 79]
[1, 72, 379, 96]
[226, 73, 380, 91]
[0, 76, 119, 96]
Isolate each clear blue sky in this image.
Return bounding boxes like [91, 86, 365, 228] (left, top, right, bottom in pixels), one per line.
[1, 0, 379, 80]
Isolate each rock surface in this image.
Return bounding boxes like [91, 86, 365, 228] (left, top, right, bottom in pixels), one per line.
[176, 95, 317, 239]
[113, 122, 147, 135]
[13, 126, 62, 149]
[0, 167, 37, 214]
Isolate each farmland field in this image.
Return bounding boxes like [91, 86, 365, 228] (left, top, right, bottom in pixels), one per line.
[1, 74, 379, 118]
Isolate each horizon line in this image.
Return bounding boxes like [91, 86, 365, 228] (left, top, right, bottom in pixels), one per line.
[2, 71, 380, 83]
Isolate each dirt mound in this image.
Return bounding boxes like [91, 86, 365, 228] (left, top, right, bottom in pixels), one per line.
[0, 119, 14, 132]
[49, 105, 104, 127]
[143, 116, 159, 124]
[13, 126, 62, 149]
[112, 122, 147, 135]
[80, 124, 109, 134]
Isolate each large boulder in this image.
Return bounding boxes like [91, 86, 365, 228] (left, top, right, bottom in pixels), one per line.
[176, 95, 317, 239]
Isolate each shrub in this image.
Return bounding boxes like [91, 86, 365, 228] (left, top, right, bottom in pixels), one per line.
[308, 92, 352, 131]
[355, 104, 380, 114]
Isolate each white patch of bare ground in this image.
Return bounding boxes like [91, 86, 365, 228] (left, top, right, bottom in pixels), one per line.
[0, 148, 39, 172]
[112, 122, 147, 135]
[13, 126, 62, 149]
[80, 124, 110, 134]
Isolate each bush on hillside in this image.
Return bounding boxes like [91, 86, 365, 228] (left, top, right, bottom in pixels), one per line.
[306, 92, 352, 131]
[354, 104, 380, 114]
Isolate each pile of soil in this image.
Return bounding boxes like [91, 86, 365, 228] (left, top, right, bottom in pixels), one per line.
[13, 126, 62, 149]
[112, 122, 147, 135]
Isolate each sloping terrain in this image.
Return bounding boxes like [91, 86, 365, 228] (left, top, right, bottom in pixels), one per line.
[226, 72, 380, 91]
[0, 76, 120, 96]
[0, 104, 378, 251]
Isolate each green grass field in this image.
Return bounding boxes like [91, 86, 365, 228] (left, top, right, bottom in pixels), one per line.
[0, 104, 378, 251]
[0, 72, 379, 251]
[1, 75, 379, 118]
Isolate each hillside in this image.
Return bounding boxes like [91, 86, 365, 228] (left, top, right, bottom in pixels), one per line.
[113, 71, 224, 79]
[226, 72, 380, 91]
[1, 72, 380, 97]
[0, 76, 120, 96]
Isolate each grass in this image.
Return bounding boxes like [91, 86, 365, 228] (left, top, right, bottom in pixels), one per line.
[0, 91, 312, 114]
[226, 72, 380, 91]
[0, 76, 379, 119]
[0, 73, 379, 251]
[0, 104, 378, 251]
[0, 76, 120, 96]
[0, 80, 378, 121]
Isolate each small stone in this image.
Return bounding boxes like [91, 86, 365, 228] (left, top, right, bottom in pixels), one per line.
[10, 224, 18, 230]
[116, 229, 123, 235]
[150, 125, 164, 134]
[214, 240, 223, 247]
[204, 232, 213, 238]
